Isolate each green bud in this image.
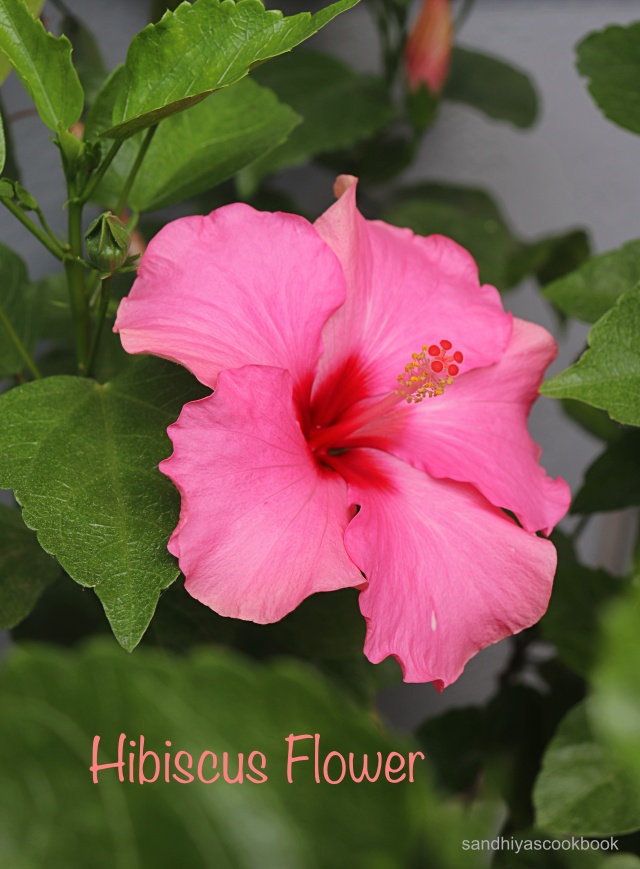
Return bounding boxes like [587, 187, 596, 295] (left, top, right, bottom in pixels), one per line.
[85, 212, 131, 273]
[56, 126, 86, 179]
[0, 178, 16, 199]
[14, 182, 38, 211]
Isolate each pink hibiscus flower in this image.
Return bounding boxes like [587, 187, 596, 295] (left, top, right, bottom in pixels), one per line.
[114, 176, 569, 688]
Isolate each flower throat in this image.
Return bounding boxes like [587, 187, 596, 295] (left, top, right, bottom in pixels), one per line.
[308, 340, 463, 455]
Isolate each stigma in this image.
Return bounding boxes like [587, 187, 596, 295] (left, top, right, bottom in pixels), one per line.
[397, 340, 463, 402]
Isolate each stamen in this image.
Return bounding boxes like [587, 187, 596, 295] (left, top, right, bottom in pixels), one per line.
[396, 339, 463, 403]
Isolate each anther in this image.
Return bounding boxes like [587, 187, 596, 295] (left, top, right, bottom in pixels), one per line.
[396, 340, 464, 403]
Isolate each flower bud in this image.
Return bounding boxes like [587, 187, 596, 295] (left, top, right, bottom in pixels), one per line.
[404, 0, 453, 95]
[15, 182, 38, 211]
[85, 212, 131, 273]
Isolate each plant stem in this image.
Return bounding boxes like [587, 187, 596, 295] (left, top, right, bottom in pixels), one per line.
[0, 304, 42, 380]
[81, 139, 124, 204]
[87, 275, 112, 378]
[115, 125, 157, 217]
[35, 205, 65, 248]
[65, 199, 90, 375]
[1, 197, 67, 261]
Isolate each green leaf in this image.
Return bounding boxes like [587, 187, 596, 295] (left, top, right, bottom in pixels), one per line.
[86, 76, 300, 212]
[541, 286, 640, 426]
[0, 358, 208, 650]
[534, 702, 640, 836]
[541, 562, 624, 677]
[0, 242, 43, 378]
[0, 504, 60, 629]
[444, 45, 539, 129]
[577, 23, 640, 135]
[590, 582, 640, 794]
[0, 640, 429, 868]
[0, 0, 83, 131]
[239, 50, 392, 193]
[572, 432, 640, 514]
[98, 0, 359, 139]
[543, 240, 640, 323]
[0, 0, 43, 85]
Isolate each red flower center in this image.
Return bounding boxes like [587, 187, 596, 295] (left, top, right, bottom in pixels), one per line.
[307, 340, 463, 459]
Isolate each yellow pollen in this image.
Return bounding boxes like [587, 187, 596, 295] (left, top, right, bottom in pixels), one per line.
[396, 340, 464, 403]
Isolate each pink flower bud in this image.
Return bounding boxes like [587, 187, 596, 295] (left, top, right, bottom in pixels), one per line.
[404, 0, 453, 95]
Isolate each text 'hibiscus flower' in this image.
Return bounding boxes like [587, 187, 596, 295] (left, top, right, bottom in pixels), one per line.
[114, 176, 570, 689]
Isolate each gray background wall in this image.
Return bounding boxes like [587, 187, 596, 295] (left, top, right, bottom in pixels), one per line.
[2, 0, 639, 727]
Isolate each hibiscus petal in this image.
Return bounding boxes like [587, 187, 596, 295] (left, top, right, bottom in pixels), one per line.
[360, 318, 570, 535]
[312, 176, 512, 421]
[115, 204, 346, 398]
[339, 449, 557, 688]
[160, 365, 362, 623]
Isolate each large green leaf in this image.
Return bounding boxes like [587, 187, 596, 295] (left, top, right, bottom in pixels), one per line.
[0, 243, 43, 378]
[0, 640, 431, 868]
[541, 286, 640, 426]
[572, 431, 640, 514]
[0, 358, 208, 650]
[97, 0, 359, 139]
[444, 46, 539, 129]
[534, 702, 640, 836]
[543, 240, 640, 323]
[384, 183, 587, 292]
[240, 50, 392, 193]
[0, 0, 43, 85]
[0, 0, 83, 131]
[590, 582, 640, 792]
[577, 23, 640, 135]
[541, 561, 623, 677]
[86, 75, 300, 212]
[0, 504, 60, 629]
